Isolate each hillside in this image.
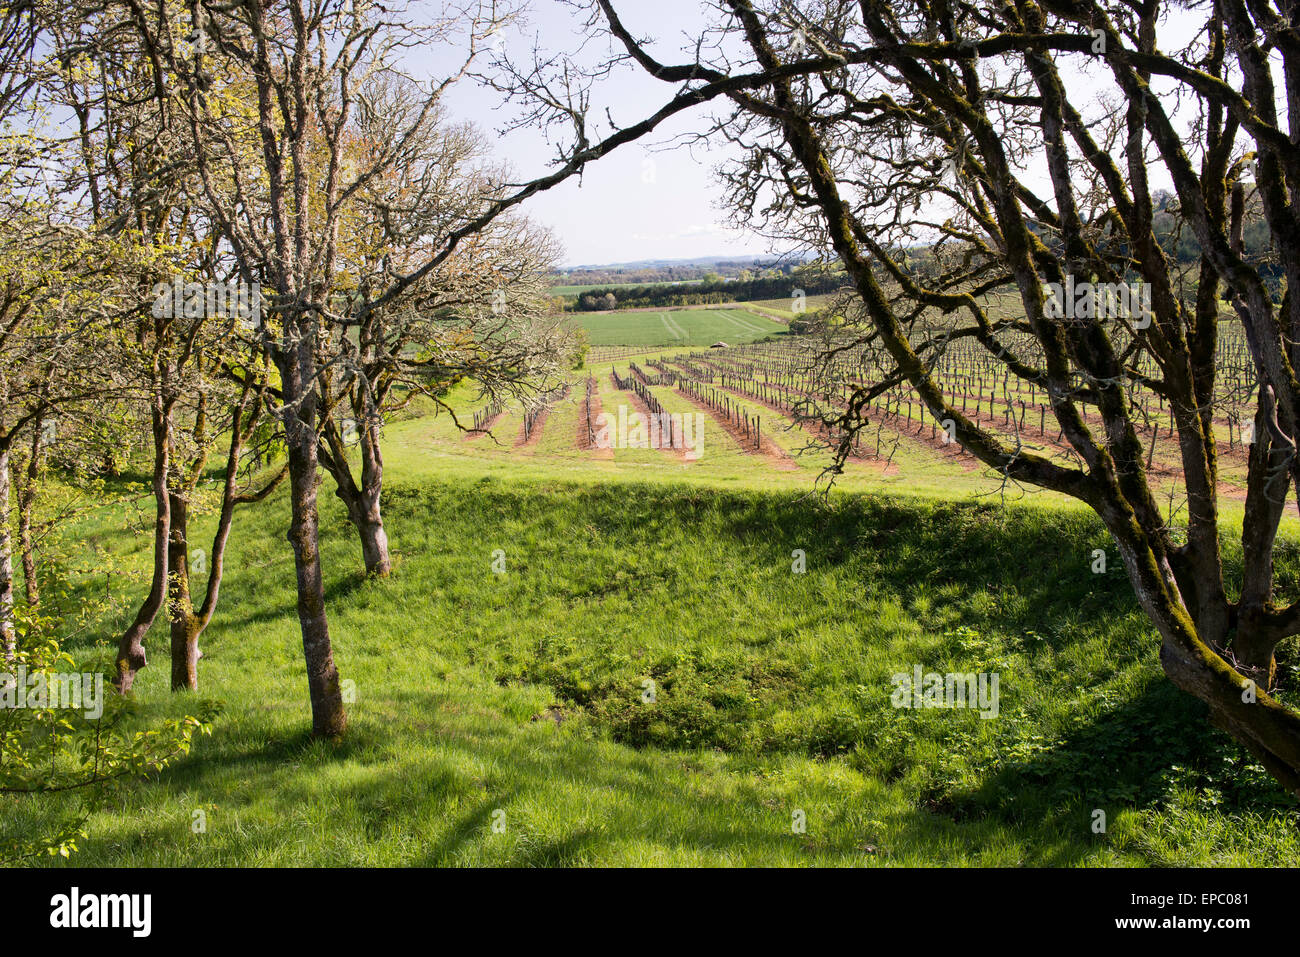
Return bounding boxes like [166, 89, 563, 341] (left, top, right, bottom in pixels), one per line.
[13, 407, 1299, 867]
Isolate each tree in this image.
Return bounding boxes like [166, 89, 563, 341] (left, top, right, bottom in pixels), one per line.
[34, 8, 269, 694]
[163, 356, 286, 691]
[135, 0, 568, 734]
[582, 0, 1300, 790]
[102, 0, 803, 736]
[0, 18, 125, 664]
[313, 96, 573, 577]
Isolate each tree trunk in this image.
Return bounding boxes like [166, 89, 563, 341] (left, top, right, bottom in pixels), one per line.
[279, 348, 347, 738]
[1106, 514, 1300, 794]
[354, 421, 391, 577]
[0, 447, 16, 664]
[114, 403, 171, 693]
[167, 491, 200, 691]
[165, 385, 282, 692]
[1234, 409, 1291, 688]
[17, 425, 41, 609]
[1229, 610, 1280, 689]
[1159, 637, 1300, 793]
[356, 420, 390, 577]
[357, 512, 390, 578]
[323, 413, 392, 578]
[18, 488, 36, 609]
[170, 609, 201, 692]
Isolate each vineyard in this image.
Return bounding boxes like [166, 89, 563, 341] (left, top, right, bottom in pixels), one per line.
[452, 311, 1262, 504]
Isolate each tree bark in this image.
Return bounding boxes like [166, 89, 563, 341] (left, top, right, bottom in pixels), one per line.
[1234, 405, 1292, 687]
[17, 422, 41, 609]
[1102, 500, 1300, 793]
[322, 417, 391, 578]
[167, 491, 200, 691]
[113, 401, 171, 693]
[354, 421, 390, 577]
[357, 511, 390, 578]
[0, 447, 16, 664]
[279, 345, 347, 738]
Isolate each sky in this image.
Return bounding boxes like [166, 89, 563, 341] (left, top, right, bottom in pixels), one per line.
[419, 2, 1205, 270]
[426, 1, 773, 268]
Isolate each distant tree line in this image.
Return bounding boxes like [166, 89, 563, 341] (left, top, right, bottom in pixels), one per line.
[1151, 190, 1279, 283]
[1013, 190, 1279, 292]
[570, 271, 844, 311]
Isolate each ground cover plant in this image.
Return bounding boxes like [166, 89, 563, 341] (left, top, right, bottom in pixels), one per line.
[8, 445, 1299, 866]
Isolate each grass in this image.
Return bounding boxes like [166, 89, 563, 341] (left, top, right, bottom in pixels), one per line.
[8, 410, 1300, 866]
[424, 370, 1211, 510]
[566, 308, 785, 347]
[743, 293, 838, 317]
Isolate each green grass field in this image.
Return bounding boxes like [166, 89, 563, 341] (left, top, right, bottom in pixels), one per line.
[744, 293, 838, 317]
[10, 393, 1300, 867]
[569, 308, 785, 347]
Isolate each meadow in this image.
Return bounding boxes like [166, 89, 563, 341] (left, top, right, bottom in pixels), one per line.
[10, 360, 1300, 867]
[566, 307, 786, 347]
[7, 0, 1300, 889]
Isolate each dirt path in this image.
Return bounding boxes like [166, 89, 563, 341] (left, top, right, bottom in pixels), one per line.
[668, 384, 800, 470]
[577, 382, 615, 459]
[680, 372, 896, 474]
[609, 372, 693, 463]
[463, 411, 505, 442]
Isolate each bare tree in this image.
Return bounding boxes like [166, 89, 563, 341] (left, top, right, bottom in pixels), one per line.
[158, 0, 517, 735]
[312, 90, 575, 577]
[127, 0, 779, 735]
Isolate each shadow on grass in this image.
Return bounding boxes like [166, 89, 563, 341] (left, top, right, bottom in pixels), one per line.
[45, 679, 1170, 867]
[386, 479, 1130, 638]
[935, 679, 1297, 831]
[41, 475, 1300, 865]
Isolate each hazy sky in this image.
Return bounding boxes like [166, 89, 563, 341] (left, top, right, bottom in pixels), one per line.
[431, 1, 772, 267]
[426, 2, 1203, 269]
